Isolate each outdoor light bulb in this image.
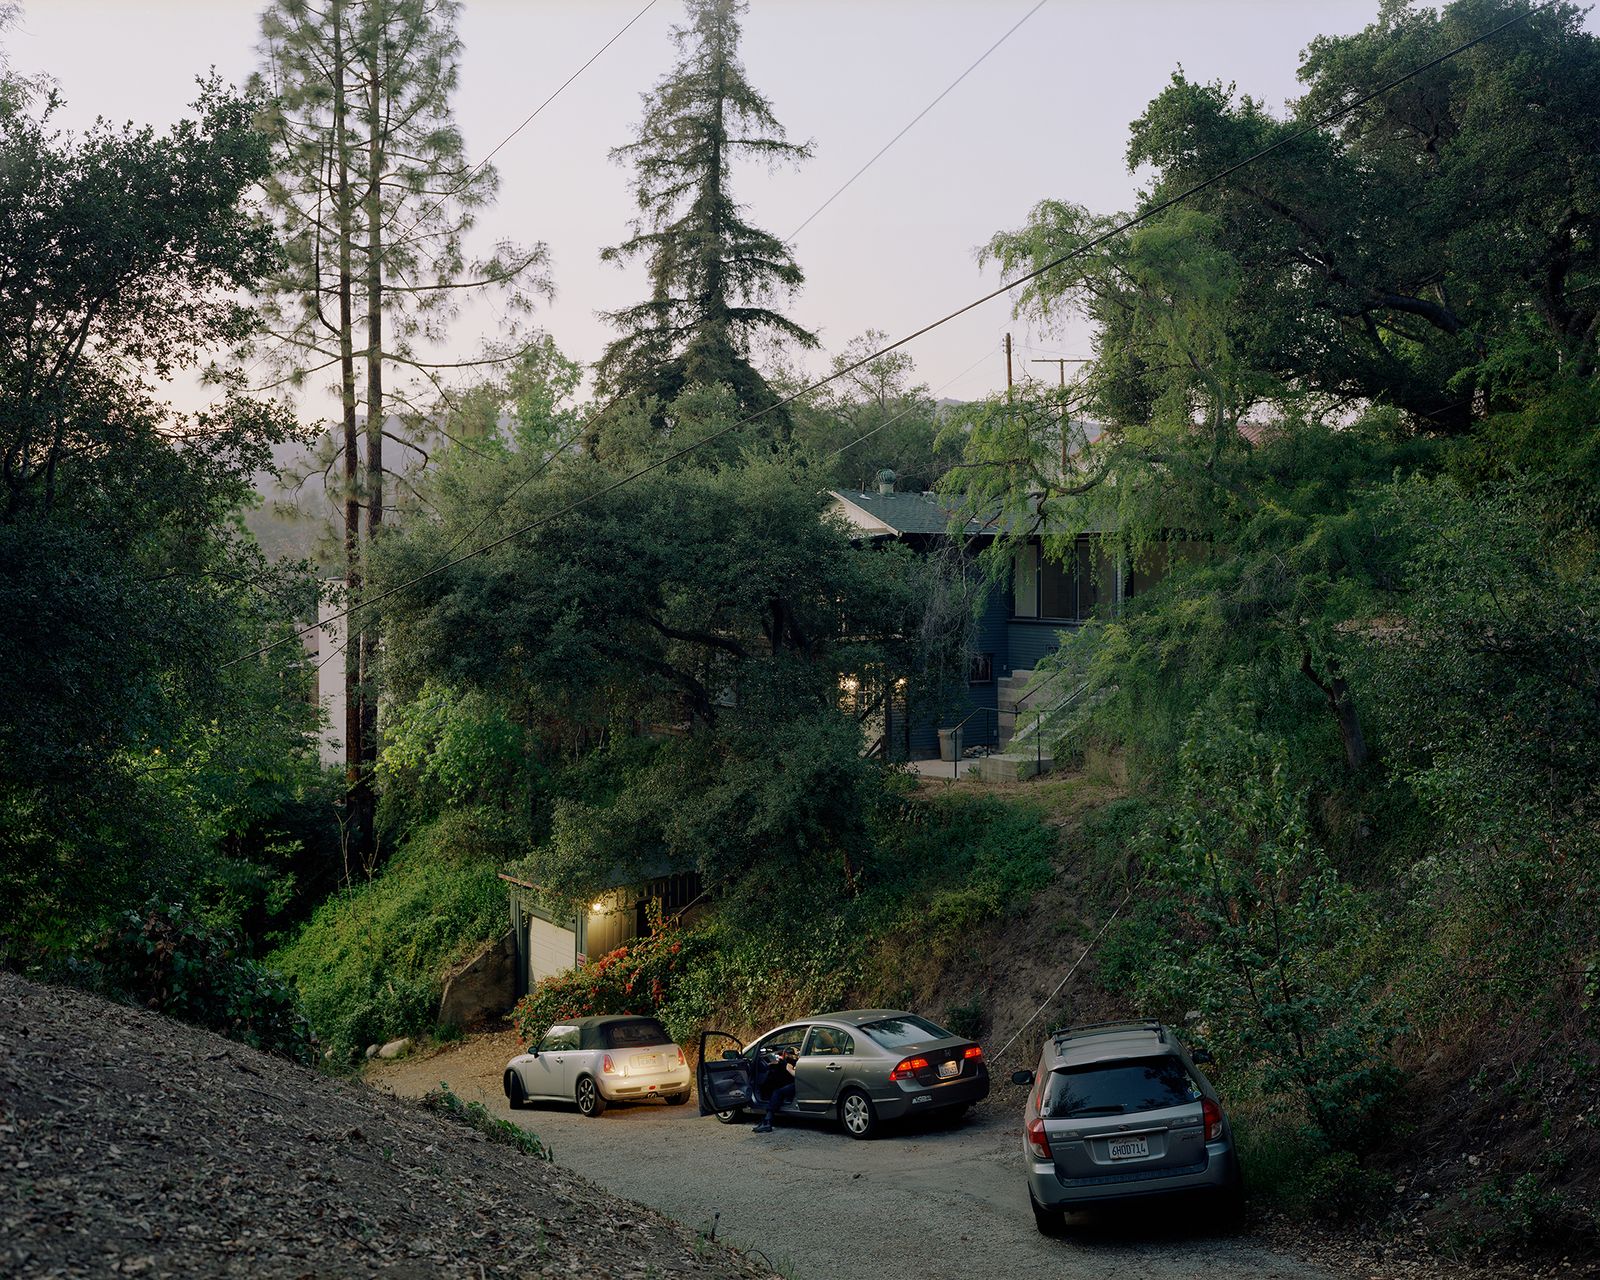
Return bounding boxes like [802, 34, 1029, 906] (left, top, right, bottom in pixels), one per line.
[591, 900, 605, 913]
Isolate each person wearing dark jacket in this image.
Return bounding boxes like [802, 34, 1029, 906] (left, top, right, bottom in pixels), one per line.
[753, 1048, 796, 1134]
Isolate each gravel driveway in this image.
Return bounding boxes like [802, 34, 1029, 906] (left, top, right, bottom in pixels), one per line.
[373, 1032, 1332, 1280]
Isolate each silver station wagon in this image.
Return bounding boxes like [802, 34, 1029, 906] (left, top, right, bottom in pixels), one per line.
[504, 1014, 692, 1117]
[1012, 1020, 1243, 1233]
[697, 1009, 989, 1139]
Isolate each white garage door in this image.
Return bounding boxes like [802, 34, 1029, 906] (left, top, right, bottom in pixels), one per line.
[528, 916, 577, 984]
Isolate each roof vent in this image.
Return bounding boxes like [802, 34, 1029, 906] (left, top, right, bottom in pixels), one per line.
[876, 468, 896, 495]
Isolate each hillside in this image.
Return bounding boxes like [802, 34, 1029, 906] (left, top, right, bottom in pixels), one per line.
[0, 973, 775, 1279]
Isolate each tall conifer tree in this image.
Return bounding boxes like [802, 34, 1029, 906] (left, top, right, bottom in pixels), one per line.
[252, 0, 548, 865]
[598, 0, 816, 419]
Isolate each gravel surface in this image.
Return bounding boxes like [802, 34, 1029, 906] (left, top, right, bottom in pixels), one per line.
[0, 975, 776, 1279]
[374, 1030, 1337, 1280]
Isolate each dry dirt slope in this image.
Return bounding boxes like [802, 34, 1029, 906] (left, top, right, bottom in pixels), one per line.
[0, 973, 776, 1279]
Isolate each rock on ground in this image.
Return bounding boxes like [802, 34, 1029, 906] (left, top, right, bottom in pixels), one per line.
[0, 973, 776, 1279]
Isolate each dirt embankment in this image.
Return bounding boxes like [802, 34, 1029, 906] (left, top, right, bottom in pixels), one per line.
[0, 973, 776, 1279]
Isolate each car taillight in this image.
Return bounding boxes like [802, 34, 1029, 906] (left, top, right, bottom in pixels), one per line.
[1026, 1117, 1052, 1160]
[675, 1047, 685, 1066]
[601, 1053, 617, 1074]
[1202, 1096, 1223, 1142]
[963, 1046, 983, 1060]
[889, 1056, 929, 1081]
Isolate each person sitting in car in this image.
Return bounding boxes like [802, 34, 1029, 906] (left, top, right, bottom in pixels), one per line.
[753, 1047, 796, 1134]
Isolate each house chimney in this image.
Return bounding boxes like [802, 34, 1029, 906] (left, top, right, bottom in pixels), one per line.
[877, 468, 896, 495]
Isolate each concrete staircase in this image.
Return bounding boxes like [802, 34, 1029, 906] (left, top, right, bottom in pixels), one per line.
[979, 668, 1061, 782]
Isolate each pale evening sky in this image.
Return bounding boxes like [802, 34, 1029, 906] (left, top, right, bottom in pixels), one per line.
[7, 0, 1520, 427]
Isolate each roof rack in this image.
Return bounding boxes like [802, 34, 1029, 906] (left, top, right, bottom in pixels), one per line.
[1050, 1019, 1167, 1046]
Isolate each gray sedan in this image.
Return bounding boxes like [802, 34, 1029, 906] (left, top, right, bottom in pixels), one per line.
[697, 1009, 989, 1139]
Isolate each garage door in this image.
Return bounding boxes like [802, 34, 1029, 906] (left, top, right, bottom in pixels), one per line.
[528, 916, 577, 984]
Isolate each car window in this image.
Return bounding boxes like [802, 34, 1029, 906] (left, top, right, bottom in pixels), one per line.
[802, 1026, 856, 1057]
[859, 1015, 953, 1049]
[541, 1024, 580, 1051]
[1044, 1056, 1201, 1118]
[603, 1018, 672, 1049]
[752, 1026, 809, 1058]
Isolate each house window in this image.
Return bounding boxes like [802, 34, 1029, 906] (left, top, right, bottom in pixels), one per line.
[968, 653, 994, 685]
[1040, 555, 1077, 620]
[1012, 545, 1038, 617]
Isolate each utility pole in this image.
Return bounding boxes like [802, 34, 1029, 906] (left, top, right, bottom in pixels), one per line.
[1032, 357, 1089, 471]
[1004, 332, 1014, 399]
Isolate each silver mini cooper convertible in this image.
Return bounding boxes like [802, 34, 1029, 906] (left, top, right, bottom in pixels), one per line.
[504, 1015, 692, 1117]
[1012, 1020, 1243, 1233]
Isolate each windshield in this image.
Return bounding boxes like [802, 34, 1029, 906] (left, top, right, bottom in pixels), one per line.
[603, 1018, 672, 1049]
[860, 1015, 953, 1049]
[1043, 1056, 1200, 1118]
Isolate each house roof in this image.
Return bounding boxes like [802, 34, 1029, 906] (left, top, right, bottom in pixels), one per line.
[828, 489, 998, 537]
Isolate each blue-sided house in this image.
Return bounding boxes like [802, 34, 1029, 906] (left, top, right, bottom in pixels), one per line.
[828, 471, 1145, 773]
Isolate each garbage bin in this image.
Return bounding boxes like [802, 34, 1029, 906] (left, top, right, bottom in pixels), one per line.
[937, 727, 963, 762]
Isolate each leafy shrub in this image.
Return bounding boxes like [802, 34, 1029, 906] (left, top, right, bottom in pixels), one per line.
[943, 995, 986, 1041]
[420, 1082, 552, 1160]
[93, 902, 314, 1064]
[512, 913, 702, 1046]
[1129, 722, 1401, 1152]
[270, 807, 517, 1060]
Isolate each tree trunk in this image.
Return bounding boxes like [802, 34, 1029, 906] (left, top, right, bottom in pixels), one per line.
[1300, 650, 1371, 772]
[331, 1, 373, 871]
[357, 5, 386, 871]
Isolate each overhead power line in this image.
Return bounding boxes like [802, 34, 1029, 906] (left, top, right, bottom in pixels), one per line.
[376, 0, 660, 258]
[787, 0, 1051, 242]
[231, 0, 1547, 669]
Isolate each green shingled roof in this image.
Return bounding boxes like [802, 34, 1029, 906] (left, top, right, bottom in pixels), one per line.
[832, 489, 998, 535]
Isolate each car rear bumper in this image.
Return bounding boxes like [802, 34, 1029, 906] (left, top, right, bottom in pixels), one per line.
[875, 1070, 990, 1120]
[1028, 1140, 1236, 1209]
[598, 1066, 691, 1101]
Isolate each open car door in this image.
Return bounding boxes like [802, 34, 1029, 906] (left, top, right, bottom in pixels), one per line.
[697, 1030, 752, 1117]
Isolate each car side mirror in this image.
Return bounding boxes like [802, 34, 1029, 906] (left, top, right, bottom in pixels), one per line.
[1011, 1069, 1034, 1086]
[722, 1049, 742, 1061]
[531, 1045, 541, 1057]
[1192, 1049, 1214, 1065]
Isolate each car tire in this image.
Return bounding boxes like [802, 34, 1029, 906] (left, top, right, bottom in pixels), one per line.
[575, 1075, 607, 1118]
[1030, 1191, 1067, 1237]
[505, 1070, 528, 1111]
[838, 1088, 879, 1140]
[664, 1091, 691, 1106]
[715, 1108, 745, 1125]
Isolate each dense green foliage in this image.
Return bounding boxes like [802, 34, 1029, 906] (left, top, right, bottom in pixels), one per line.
[0, 80, 330, 952]
[269, 808, 519, 1060]
[597, 0, 816, 417]
[947, 0, 1600, 1242]
[91, 904, 316, 1064]
[373, 448, 965, 904]
[507, 784, 1060, 1049]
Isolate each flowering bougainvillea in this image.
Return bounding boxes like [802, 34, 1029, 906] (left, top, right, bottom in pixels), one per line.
[511, 911, 698, 1048]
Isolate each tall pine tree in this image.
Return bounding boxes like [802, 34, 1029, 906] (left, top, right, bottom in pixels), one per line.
[252, 0, 549, 866]
[598, 0, 816, 420]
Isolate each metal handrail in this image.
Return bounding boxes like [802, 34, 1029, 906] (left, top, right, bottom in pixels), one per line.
[1013, 674, 1092, 774]
[945, 704, 1000, 779]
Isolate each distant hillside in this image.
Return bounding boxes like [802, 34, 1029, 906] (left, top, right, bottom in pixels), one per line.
[0, 974, 775, 1279]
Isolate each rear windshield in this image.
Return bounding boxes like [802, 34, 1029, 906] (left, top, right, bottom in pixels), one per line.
[1044, 1056, 1200, 1118]
[603, 1018, 672, 1049]
[860, 1015, 953, 1049]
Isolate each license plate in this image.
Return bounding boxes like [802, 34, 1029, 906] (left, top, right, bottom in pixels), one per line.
[937, 1060, 960, 1079]
[1108, 1136, 1149, 1160]
[633, 1054, 660, 1070]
